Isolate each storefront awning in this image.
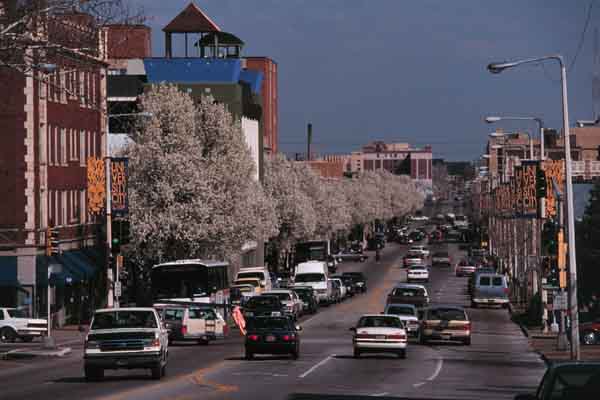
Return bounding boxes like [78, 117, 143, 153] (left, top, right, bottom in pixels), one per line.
[0, 256, 19, 287]
[60, 250, 97, 280]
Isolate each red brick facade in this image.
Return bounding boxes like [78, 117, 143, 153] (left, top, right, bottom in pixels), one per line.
[106, 25, 152, 60]
[246, 57, 278, 153]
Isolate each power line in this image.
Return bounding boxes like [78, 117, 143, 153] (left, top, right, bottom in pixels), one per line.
[568, 0, 596, 73]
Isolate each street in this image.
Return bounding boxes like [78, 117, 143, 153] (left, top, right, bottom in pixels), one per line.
[0, 222, 546, 400]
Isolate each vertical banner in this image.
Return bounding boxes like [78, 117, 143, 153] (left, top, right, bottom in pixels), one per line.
[542, 160, 565, 219]
[87, 156, 106, 215]
[520, 161, 539, 218]
[110, 158, 129, 217]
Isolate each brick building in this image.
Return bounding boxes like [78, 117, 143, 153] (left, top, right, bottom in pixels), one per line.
[346, 141, 433, 188]
[0, 11, 107, 320]
[246, 57, 278, 153]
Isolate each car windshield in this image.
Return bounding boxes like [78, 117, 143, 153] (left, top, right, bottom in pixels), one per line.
[91, 310, 157, 329]
[295, 273, 325, 282]
[265, 292, 291, 301]
[549, 365, 600, 397]
[245, 296, 279, 308]
[234, 279, 260, 287]
[386, 306, 416, 316]
[392, 287, 425, 297]
[236, 272, 264, 281]
[6, 308, 28, 318]
[246, 318, 292, 331]
[357, 316, 403, 328]
[409, 266, 427, 271]
[162, 308, 184, 321]
[427, 308, 467, 321]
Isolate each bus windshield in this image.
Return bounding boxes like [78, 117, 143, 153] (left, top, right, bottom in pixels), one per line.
[151, 263, 228, 302]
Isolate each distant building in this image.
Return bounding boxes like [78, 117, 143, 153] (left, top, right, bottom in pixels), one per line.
[345, 141, 432, 188]
[302, 155, 347, 179]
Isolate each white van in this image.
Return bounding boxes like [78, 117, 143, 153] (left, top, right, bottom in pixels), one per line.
[235, 267, 272, 291]
[293, 261, 331, 304]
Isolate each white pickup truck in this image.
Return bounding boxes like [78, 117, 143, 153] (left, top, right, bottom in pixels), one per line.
[0, 308, 47, 343]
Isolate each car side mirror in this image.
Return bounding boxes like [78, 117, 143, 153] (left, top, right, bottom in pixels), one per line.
[513, 395, 536, 400]
[296, 325, 302, 331]
[349, 327, 356, 332]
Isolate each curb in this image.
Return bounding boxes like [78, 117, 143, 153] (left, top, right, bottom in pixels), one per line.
[3, 346, 72, 359]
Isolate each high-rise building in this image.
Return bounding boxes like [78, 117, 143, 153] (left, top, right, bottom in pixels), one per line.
[245, 57, 278, 153]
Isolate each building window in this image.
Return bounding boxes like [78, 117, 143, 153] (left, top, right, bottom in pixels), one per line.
[80, 189, 87, 224]
[69, 129, 78, 161]
[60, 128, 67, 165]
[61, 191, 67, 226]
[80, 130, 86, 166]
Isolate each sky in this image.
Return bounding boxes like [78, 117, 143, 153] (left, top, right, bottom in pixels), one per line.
[137, 0, 599, 162]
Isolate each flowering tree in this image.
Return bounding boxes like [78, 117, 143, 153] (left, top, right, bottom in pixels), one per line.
[125, 84, 277, 273]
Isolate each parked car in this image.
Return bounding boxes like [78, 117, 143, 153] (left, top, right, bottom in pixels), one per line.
[292, 286, 319, 314]
[0, 307, 47, 343]
[333, 275, 358, 296]
[455, 259, 477, 277]
[384, 303, 420, 338]
[235, 267, 273, 291]
[83, 307, 169, 380]
[232, 278, 263, 295]
[513, 361, 600, 399]
[342, 272, 368, 293]
[386, 284, 430, 308]
[244, 316, 302, 360]
[407, 265, 430, 283]
[431, 251, 451, 267]
[420, 305, 471, 345]
[580, 316, 600, 345]
[262, 290, 303, 320]
[242, 295, 285, 318]
[351, 314, 408, 358]
[471, 273, 509, 308]
[156, 305, 228, 345]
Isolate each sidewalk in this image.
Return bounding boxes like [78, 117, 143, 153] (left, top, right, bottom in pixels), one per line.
[527, 328, 600, 363]
[0, 325, 85, 359]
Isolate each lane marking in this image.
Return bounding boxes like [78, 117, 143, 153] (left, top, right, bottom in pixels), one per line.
[298, 354, 335, 378]
[371, 392, 390, 396]
[426, 356, 444, 381]
[413, 381, 427, 388]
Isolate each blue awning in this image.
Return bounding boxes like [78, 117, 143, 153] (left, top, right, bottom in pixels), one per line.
[0, 256, 19, 287]
[61, 250, 97, 280]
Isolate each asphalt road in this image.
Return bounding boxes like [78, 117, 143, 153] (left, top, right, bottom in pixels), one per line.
[0, 230, 546, 400]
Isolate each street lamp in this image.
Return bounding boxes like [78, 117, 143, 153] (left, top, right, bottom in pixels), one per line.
[104, 111, 153, 308]
[488, 54, 580, 360]
[485, 115, 545, 160]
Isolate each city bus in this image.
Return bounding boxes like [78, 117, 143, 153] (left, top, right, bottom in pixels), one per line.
[151, 259, 229, 305]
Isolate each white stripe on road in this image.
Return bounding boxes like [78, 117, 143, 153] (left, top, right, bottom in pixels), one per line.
[426, 356, 444, 381]
[371, 392, 389, 396]
[299, 354, 335, 378]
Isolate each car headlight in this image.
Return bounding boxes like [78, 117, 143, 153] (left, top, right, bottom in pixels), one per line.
[357, 282, 364, 287]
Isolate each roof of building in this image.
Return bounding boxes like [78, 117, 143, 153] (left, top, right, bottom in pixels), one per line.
[144, 58, 241, 84]
[196, 31, 244, 47]
[163, 2, 221, 33]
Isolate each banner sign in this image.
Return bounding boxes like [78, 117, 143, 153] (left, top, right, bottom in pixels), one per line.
[110, 158, 129, 217]
[514, 161, 539, 217]
[87, 157, 106, 215]
[542, 160, 565, 218]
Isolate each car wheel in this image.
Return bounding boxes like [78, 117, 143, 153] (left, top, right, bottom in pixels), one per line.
[84, 366, 104, 381]
[245, 350, 254, 360]
[0, 327, 17, 343]
[463, 337, 471, 346]
[151, 364, 162, 380]
[291, 348, 300, 360]
[398, 349, 406, 359]
[353, 348, 360, 358]
[582, 331, 598, 345]
[21, 336, 34, 343]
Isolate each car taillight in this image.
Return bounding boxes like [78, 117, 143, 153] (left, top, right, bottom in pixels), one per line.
[181, 325, 188, 336]
[387, 334, 407, 340]
[247, 334, 260, 341]
[355, 333, 373, 339]
[459, 323, 471, 331]
[282, 334, 296, 341]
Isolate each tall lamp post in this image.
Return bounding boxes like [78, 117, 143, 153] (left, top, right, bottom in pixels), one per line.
[106, 112, 152, 308]
[484, 116, 545, 160]
[488, 55, 580, 360]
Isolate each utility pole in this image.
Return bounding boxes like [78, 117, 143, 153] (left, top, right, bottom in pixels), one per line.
[307, 123, 312, 161]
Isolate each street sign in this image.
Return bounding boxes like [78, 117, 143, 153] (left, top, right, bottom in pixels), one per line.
[110, 158, 129, 217]
[542, 284, 560, 291]
[553, 293, 567, 310]
[115, 281, 122, 298]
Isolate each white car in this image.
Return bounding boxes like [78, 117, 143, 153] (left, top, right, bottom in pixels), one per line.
[409, 245, 430, 257]
[262, 290, 303, 320]
[330, 278, 347, 299]
[0, 308, 47, 343]
[407, 265, 430, 283]
[384, 303, 420, 338]
[351, 314, 408, 358]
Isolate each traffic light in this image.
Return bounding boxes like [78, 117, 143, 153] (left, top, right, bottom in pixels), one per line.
[111, 237, 121, 254]
[541, 221, 558, 256]
[45, 227, 60, 256]
[548, 260, 559, 287]
[536, 168, 547, 198]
